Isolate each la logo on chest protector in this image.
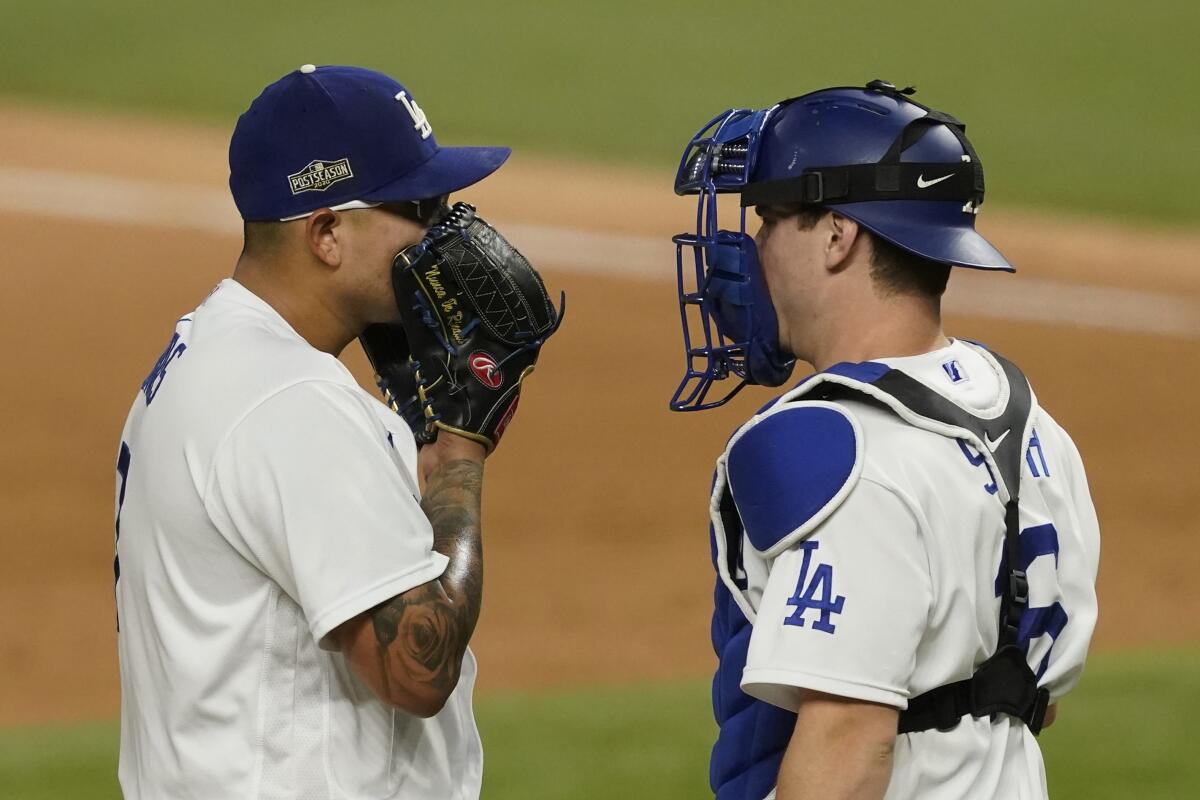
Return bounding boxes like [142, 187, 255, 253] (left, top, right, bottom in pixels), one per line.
[396, 91, 432, 139]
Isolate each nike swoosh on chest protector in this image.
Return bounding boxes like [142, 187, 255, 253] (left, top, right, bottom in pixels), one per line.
[984, 428, 1011, 451]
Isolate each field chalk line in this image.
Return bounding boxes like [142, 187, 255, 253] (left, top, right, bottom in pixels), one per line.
[3, 166, 1196, 339]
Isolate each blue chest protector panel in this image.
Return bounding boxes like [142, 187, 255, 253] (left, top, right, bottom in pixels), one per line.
[710, 403, 861, 799]
[710, 574, 796, 800]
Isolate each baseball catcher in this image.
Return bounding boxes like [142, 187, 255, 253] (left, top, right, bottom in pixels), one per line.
[668, 80, 1101, 800]
[360, 202, 563, 452]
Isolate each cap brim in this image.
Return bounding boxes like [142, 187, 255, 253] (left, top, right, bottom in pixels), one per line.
[361, 145, 511, 202]
[835, 200, 1014, 272]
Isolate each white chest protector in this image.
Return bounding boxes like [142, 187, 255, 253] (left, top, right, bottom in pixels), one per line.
[713, 346, 1045, 733]
[709, 341, 1101, 799]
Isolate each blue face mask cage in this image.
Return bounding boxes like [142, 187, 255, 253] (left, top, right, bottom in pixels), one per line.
[670, 108, 797, 412]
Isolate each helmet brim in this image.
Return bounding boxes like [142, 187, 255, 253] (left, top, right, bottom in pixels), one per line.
[834, 200, 1014, 272]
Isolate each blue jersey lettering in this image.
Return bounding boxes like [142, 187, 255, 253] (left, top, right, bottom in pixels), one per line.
[114, 441, 132, 630]
[141, 332, 188, 404]
[957, 438, 999, 495]
[996, 522, 1067, 678]
[1026, 428, 1051, 478]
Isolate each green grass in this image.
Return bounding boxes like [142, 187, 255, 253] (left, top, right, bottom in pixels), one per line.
[2, 649, 1197, 798]
[477, 680, 713, 798]
[3, 2, 1199, 225]
[1040, 648, 1200, 799]
[0, 720, 121, 800]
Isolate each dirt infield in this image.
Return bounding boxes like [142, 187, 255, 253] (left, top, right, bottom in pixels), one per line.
[1, 104, 1197, 725]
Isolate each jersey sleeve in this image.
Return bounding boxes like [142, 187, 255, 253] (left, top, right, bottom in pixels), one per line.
[741, 476, 932, 711]
[1032, 417, 1101, 700]
[205, 380, 448, 649]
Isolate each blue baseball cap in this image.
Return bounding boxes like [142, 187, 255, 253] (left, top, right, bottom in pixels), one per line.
[229, 64, 511, 221]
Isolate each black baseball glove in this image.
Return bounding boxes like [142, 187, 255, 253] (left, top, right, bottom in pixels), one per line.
[361, 202, 563, 452]
[359, 322, 428, 436]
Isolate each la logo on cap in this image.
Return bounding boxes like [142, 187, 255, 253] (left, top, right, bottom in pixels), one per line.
[396, 91, 432, 139]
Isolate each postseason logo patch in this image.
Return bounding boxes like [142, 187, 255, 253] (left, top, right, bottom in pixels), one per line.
[288, 158, 354, 195]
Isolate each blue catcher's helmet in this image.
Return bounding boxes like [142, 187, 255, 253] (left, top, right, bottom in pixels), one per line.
[669, 80, 1012, 411]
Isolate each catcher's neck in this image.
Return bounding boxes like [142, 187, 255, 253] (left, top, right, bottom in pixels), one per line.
[790, 273, 948, 372]
[809, 304, 949, 372]
[232, 259, 359, 356]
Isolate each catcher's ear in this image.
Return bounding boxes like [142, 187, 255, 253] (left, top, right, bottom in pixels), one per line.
[304, 208, 344, 269]
[824, 213, 861, 274]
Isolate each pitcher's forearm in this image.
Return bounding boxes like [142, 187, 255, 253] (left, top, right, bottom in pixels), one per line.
[420, 456, 484, 639]
[360, 446, 484, 715]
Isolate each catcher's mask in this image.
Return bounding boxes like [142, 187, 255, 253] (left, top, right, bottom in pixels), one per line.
[669, 79, 1012, 411]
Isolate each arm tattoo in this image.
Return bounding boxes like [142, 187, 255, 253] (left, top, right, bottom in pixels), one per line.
[370, 458, 483, 696]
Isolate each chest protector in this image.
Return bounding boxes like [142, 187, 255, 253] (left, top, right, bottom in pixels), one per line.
[708, 347, 1049, 799]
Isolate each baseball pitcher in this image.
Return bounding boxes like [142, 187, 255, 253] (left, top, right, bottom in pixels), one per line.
[668, 81, 1100, 798]
[114, 65, 560, 798]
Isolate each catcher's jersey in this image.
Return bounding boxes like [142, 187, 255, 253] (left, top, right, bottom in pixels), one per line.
[114, 279, 482, 799]
[709, 340, 1100, 800]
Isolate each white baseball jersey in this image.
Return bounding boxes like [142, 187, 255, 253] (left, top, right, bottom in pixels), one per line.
[114, 279, 482, 799]
[712, 339, 1100, 799]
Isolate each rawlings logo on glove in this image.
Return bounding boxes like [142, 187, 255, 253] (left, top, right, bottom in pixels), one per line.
[360, 202, 564, 452]
[468, 352, 504, 389]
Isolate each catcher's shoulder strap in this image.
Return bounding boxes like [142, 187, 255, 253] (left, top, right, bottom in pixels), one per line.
[786, 345, 1050, 735]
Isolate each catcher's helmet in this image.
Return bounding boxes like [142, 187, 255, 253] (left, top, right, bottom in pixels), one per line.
[669, 80, 1011, 411]
[742, 80, 1010, 270]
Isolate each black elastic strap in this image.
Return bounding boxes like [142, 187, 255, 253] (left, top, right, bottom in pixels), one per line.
[741, 162, 980, 207]
[878, 111, 986, 200]
[878, 111, 965, 163]
[816, 354, 1030, 498]
[718, 488, 748, 591]
[897, 646, 1050, 735]
[999, 498, 1027, 647]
